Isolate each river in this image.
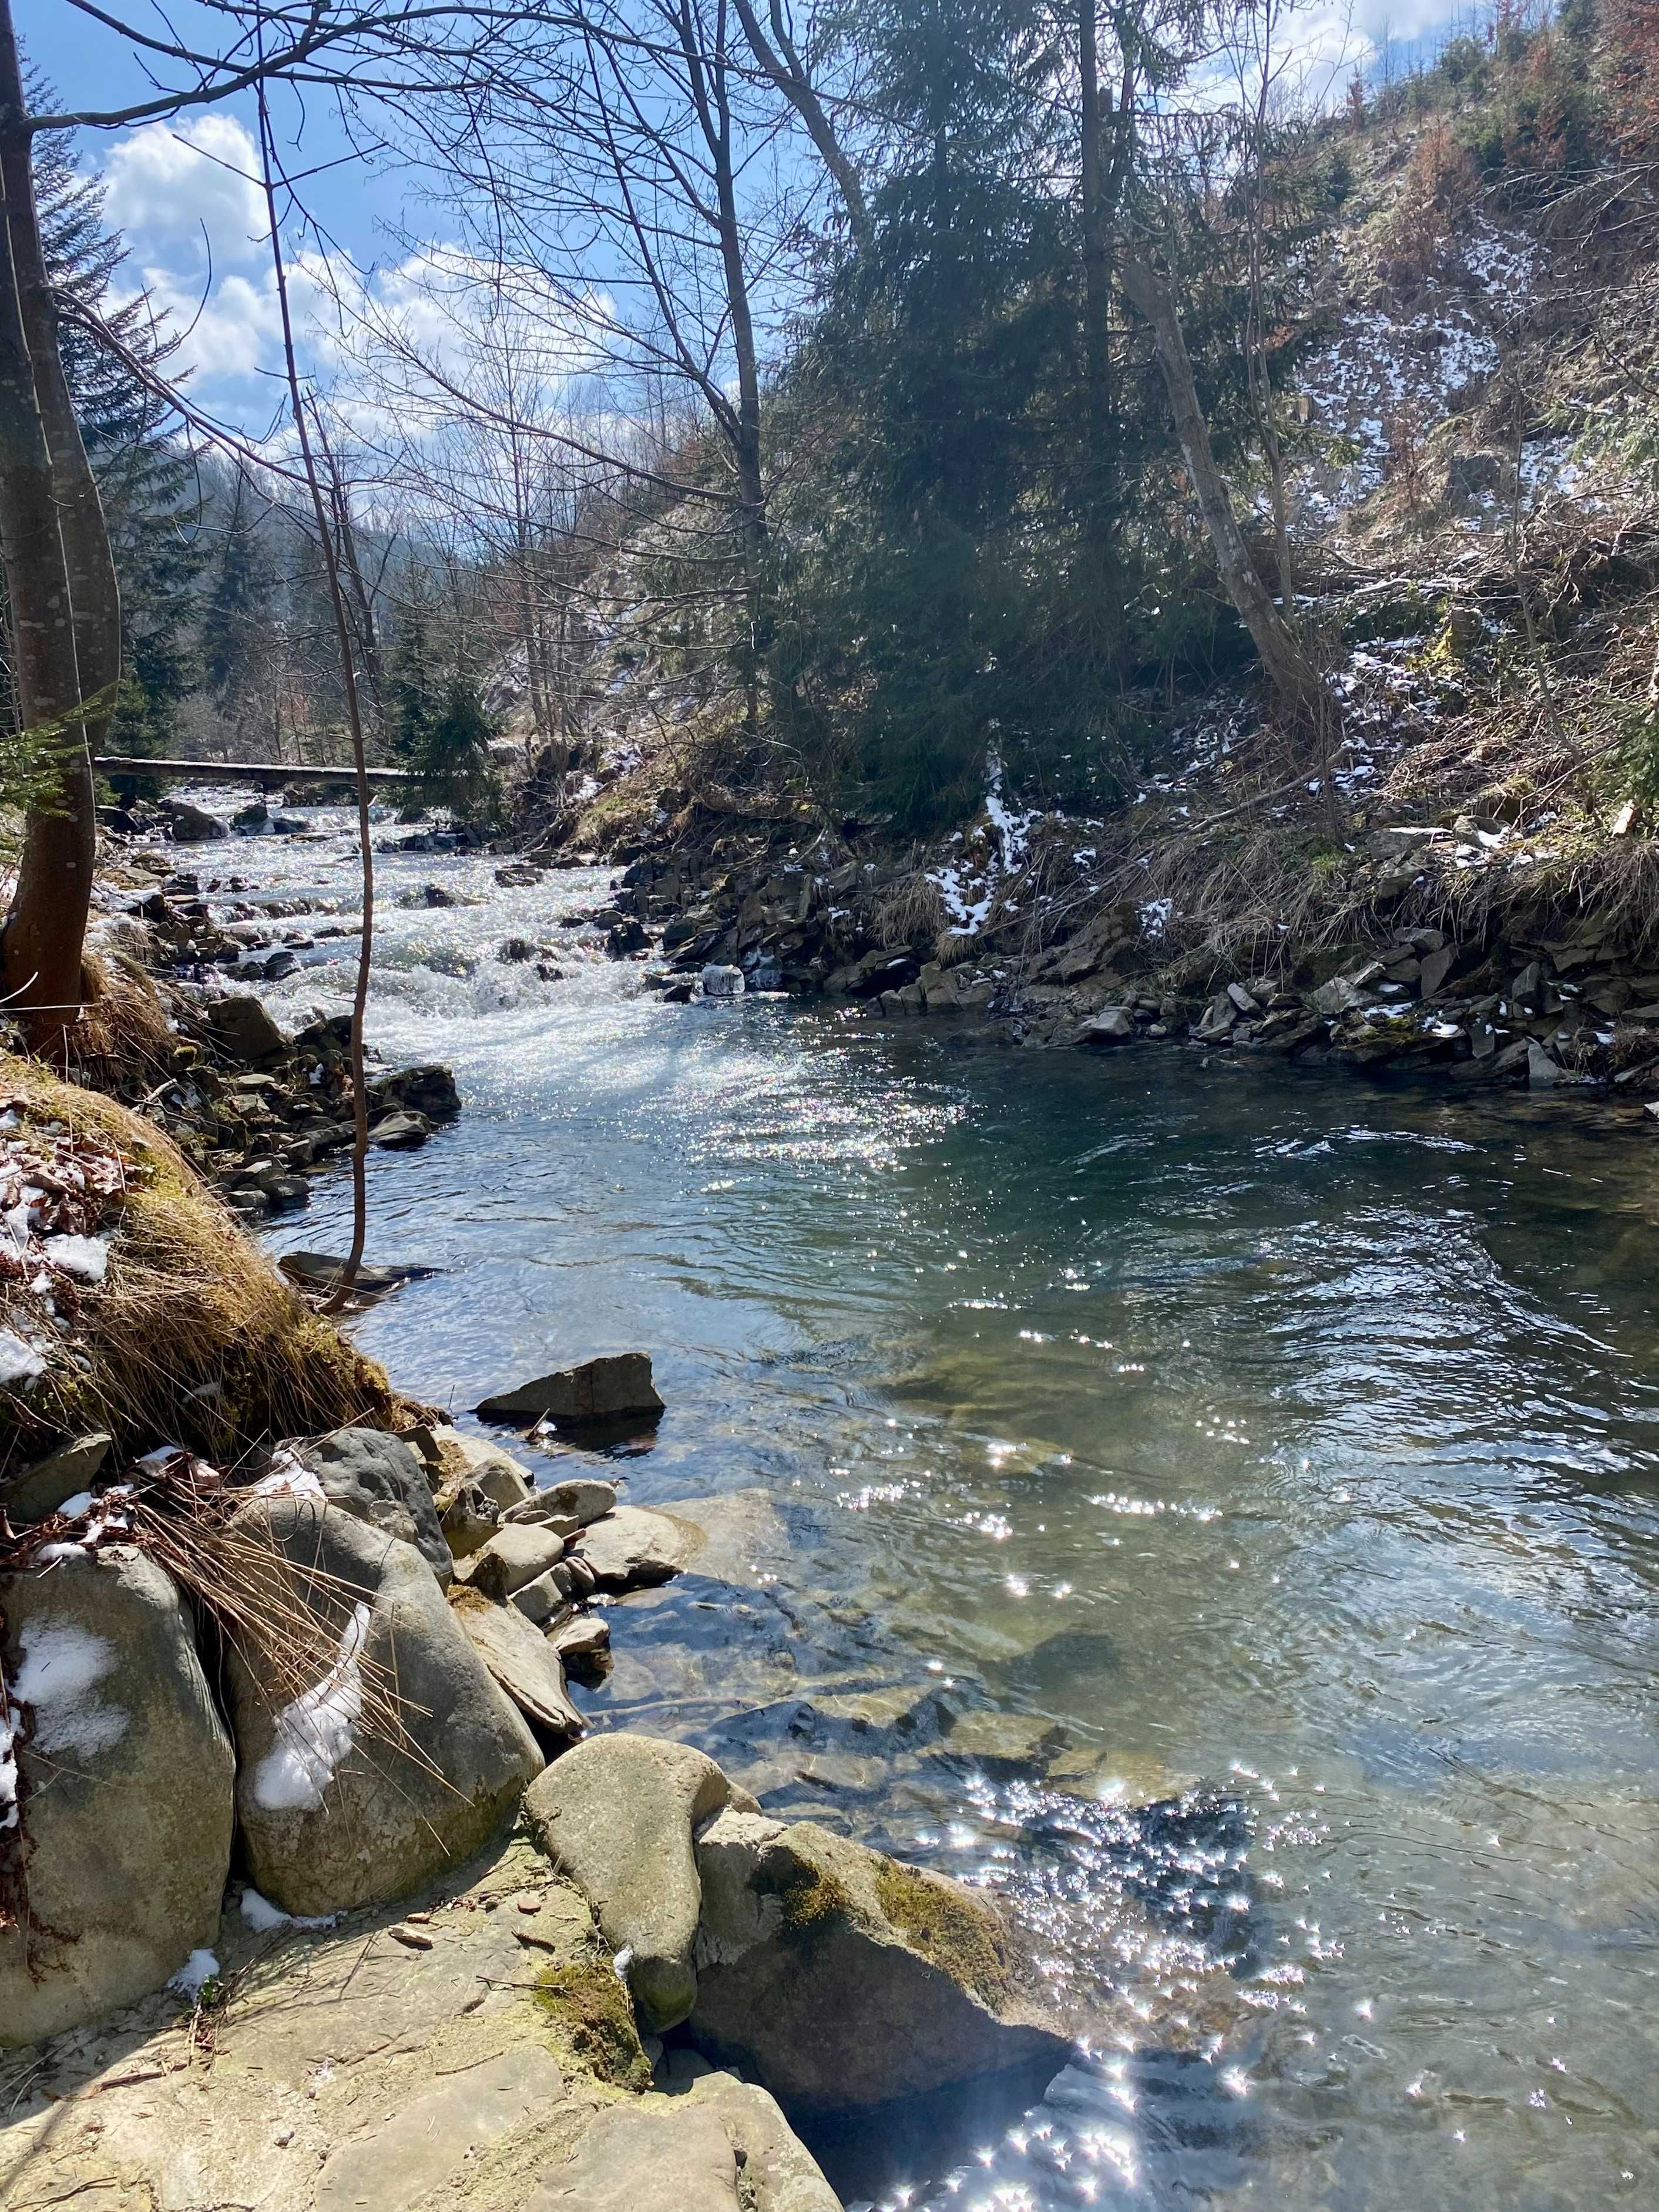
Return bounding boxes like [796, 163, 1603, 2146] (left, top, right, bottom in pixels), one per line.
[177, 795, 1659, 2210]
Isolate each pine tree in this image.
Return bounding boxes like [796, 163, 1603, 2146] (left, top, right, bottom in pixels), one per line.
[387, 583, 440, 763]
[414, 673, 502, 828]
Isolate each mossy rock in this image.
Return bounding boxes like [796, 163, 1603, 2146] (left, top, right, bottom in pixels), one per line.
[533, 1958, 653, 2092]
[872, 1858, 1022, 2013]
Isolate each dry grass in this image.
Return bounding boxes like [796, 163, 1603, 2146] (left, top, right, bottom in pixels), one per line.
[0, 1060, 397, 1479]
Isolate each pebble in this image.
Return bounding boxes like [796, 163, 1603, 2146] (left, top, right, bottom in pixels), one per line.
[387, 1924, 433, 1951]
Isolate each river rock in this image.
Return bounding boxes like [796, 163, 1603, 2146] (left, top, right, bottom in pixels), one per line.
[512, 1562, 577, 1628]
[1, 1430, 112, 1524]
[689, 1808, 1070, 2114]
[434, 1427, 536, 1508]
[370, 1110, 431, 1149]
[528, 2072, 840, 2212]
[205, 991, 288, 1064]
[523, 1733, 755, 2032]
[1079, 1007, 1134, 1044]
[293, 1427, 453, 1588]
[167, 799, 229, 842]
[569, 1504, 700, 1591]
[455, 1521, 567, 1600]
[440, 1480, 501, 1559]
[226, 1497, 542, 1917]
[449, 1588, 583, 1746]
[368, 1064, 461, 1121]
[477, 1351, 665, 1426]
[1, 1549, 236, 2043]
[532, 1476, 618, 1528]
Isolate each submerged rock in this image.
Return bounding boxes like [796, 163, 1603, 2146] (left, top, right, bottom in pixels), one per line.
[689, 1809, 1070, 2115]
[523, 1733, 755, 2033]
[226, 1496, 542, 1917]
[1, 1549, 236, 2043]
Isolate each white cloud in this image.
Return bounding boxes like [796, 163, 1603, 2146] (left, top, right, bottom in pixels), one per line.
[103, 113, 267, 275]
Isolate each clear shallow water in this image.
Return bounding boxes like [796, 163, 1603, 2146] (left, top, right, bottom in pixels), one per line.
[184, 796, 1659, 2210]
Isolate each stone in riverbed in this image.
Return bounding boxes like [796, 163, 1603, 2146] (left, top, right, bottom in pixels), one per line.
[689, 1809, 1070, 2115]
[433, 1427, 536, 1508]
[449, 1587, 583, 1746]
[1, 1549, 236, 2043]
[167, 799, 229, 842]
[523, 1733, 757, 2033]
[476, 1351, 664, 1426]
[1078, 1007, 1134, 1045]
[569, 1503, 701, 1591]
[205, 991, 287, 1065]
[368, 1063, 461, 1122]
[370, 1110, 431, 1149]
[455, 1521, 566, 1601]
[511, 1563, 577, 1629]
[533, 1476, 618, 1528]
[225, 1496, 542, 1918]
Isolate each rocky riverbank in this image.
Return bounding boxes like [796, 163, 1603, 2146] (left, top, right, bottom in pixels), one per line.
[2, 1353, 1088, 2211]
[558, 794, 1659, 1115]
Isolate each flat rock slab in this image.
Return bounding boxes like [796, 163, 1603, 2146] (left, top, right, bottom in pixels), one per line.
[569, 1505, 703, 1592]
[318, 2043, 566, 2212]
[529, 2073, 840, 2212]
[477, 1352, 664, 1426]
[0, 1836, 605, 2212]
[452, 1588, 584, 1746]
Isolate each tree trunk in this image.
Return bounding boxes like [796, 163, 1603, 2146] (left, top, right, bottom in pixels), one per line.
[731, 0, 870, 251]
[0, 9, 105, 1049]
[1120, 256, 1329, 738]
[1079, 4, 1111, 484]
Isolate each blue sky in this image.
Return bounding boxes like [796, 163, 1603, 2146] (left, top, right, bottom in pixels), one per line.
[23, 0, 1466, 438]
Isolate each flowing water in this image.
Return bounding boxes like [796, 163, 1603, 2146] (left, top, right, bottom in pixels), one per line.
[175, 795, 1659, 2210]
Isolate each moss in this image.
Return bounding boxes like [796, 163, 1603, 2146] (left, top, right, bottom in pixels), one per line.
[750, 1844, 854, 1949]
[872, 1859, 1022, 2012]
[532, 1960, 652, 2092]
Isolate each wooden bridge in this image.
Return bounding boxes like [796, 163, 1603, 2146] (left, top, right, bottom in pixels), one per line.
[95, 755, 421, 793]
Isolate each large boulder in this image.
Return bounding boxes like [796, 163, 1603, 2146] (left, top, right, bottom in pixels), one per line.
[690, 1809, 1070, 2115]
[368, 1064, 461, 1122]
[477, 1352, 664, 1426]
[528, 2070, 841, 2212]
[522, 1733, 754, 2033]
[225, 1497, 542, 1917]
[167, 799, 229, 842]
[1, 1549, 236, 2043]
[291, 1427, 453, 1588]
